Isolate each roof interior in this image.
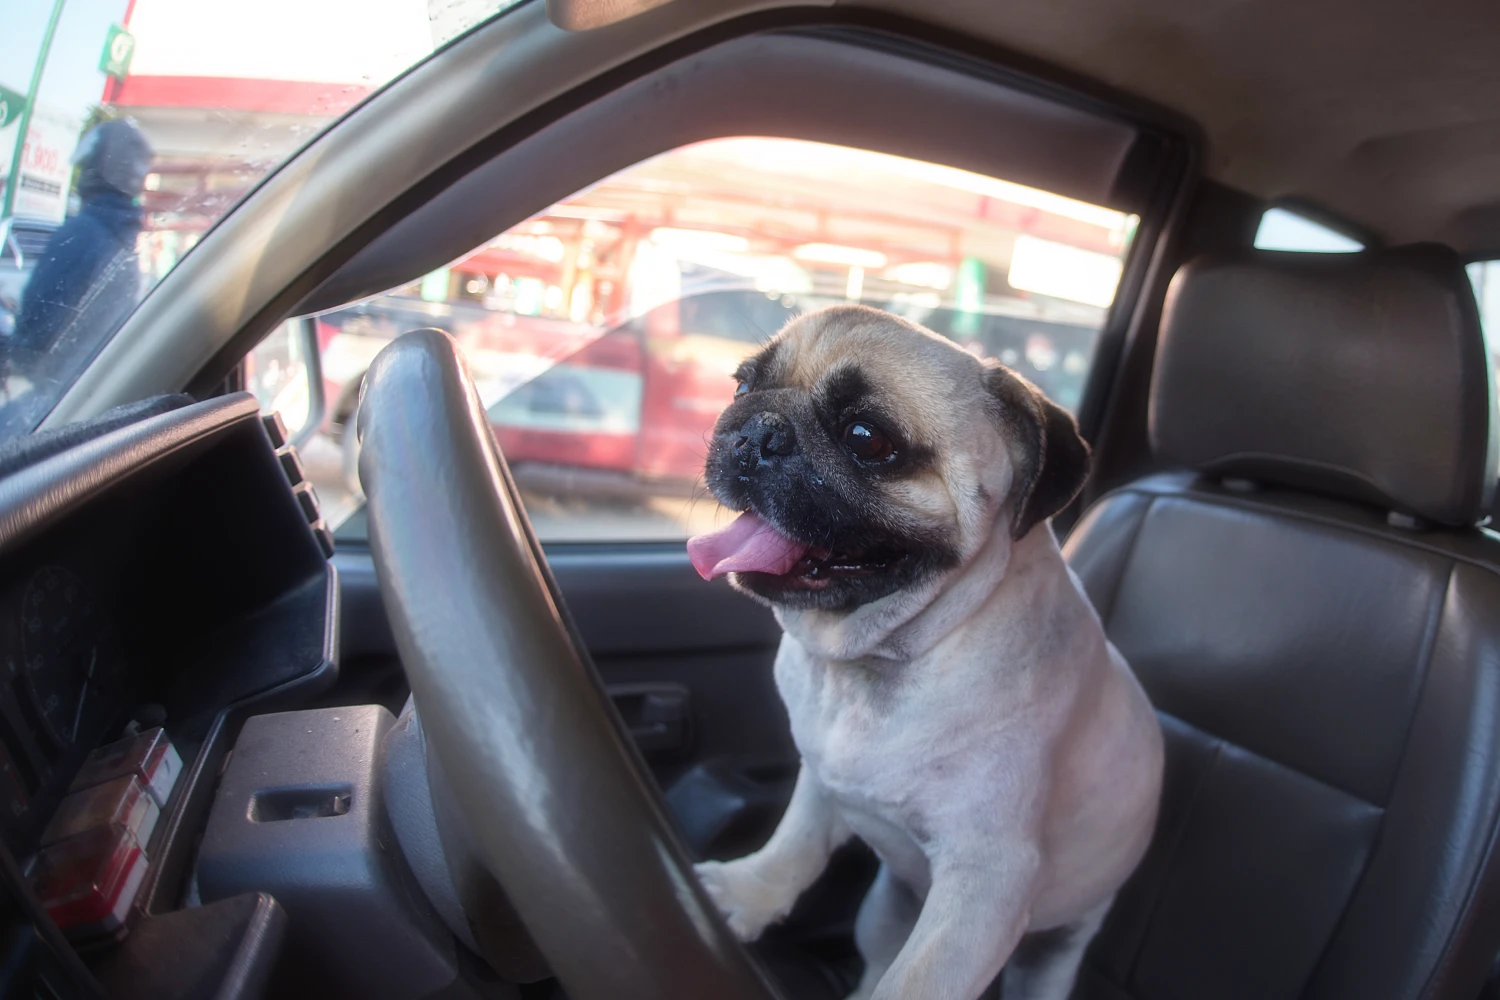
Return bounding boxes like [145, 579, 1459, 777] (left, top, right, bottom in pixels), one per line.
[863, 0, 1500, 253]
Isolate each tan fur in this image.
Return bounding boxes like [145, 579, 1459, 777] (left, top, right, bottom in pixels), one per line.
[695, 306, 1162, 1000]
[766, 305, 1024, 559]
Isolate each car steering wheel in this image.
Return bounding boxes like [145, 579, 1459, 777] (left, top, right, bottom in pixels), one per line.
[356, 329, 781, 1000]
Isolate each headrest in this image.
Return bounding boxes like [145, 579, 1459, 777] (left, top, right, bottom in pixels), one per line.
[1151, 244, 1496, 526]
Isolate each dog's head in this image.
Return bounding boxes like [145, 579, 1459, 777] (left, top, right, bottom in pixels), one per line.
[687, 305, 1090, 612]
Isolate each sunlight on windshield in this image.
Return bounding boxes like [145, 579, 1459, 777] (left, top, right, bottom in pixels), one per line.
[0, 0, 520, 438]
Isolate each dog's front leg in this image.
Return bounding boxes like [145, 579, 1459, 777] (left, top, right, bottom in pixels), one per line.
[867, 853, 1038, 1000]
[695, 766, 850, 941]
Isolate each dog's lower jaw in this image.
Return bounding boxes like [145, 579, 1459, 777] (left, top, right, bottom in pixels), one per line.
[728, 534, 960, 613]
[773, 510, 1020, 663]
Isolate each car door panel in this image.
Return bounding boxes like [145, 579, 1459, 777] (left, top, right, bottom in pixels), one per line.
[331, 547, 795, 844]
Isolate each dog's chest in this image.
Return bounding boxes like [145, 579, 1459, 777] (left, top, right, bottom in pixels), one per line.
[775, 647, 904, 776]
[774, 644, 981, 882]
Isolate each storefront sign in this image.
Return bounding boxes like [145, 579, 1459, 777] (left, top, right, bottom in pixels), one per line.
[11, 109, 81, 223]
[98, 25, 135, 80]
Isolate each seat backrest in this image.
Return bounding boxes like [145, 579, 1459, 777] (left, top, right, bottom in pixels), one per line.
[1066, 244, 1500, 1000]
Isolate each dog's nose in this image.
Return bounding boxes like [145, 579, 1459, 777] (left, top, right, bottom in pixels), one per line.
[734, 412, 797, 464]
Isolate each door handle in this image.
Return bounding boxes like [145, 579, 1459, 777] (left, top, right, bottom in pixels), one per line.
[608, 682, 692, 755]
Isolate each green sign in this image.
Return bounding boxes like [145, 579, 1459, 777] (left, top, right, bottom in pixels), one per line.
[98, 25, 135, 79]
[953, 255, 987, 337]
[419, 268, 451, 303]
[0, 85, 26, 129]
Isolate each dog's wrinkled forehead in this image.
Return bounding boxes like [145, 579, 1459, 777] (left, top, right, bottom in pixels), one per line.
[741, 307, 982, 432]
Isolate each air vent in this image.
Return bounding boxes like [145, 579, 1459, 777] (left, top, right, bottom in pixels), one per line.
[262, 414, 334, 558]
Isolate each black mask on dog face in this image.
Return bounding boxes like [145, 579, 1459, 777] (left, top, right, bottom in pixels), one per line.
[690, 306, 1090, 614]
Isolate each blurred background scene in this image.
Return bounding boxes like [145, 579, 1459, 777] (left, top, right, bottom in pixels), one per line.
[300, 136, 1139, 539]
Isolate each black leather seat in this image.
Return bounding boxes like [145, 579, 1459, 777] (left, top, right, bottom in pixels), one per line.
[1065, 244, 1500, 1000]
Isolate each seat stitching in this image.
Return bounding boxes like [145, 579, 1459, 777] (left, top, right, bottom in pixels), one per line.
[1101, 492, 1156, 628]
[1119, 715, 1227, 991]
[1086, 480, 1500, 998]
[1087, 483, 1407, 808]
[1421, 803, 1500, 1000]
[1378, 561, 1455, 806]
[1417, 567, 1500, 999]
[1292, 561, 1456, 1000]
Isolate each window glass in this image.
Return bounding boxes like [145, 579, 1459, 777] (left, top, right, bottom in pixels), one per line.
[1254, 207, 1363, 253]
[295, 137, 1138, 541]
[247, 318, 315, 437]
[0, 0, 519, 440]
[1468, 261, 1500, 331]
[1467, 262, 1500, 395]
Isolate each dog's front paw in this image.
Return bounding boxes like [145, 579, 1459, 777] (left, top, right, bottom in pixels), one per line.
[694, 859, 796, 941]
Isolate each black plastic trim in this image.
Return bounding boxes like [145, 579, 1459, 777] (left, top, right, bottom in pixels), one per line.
[0, 396, 262, 553]
[1073, 130, 1196, 450]
[139, 566, 340, 914]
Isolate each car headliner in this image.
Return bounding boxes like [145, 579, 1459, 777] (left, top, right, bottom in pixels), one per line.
[836, 0, 1500, 254]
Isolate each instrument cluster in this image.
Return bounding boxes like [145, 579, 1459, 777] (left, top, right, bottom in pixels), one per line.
[0, 559, 135, 851]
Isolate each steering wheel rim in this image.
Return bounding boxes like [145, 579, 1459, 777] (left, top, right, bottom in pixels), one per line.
[357, 329, 781, 999]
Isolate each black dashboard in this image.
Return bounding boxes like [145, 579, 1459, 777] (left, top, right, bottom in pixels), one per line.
[0, 393, 337, 997]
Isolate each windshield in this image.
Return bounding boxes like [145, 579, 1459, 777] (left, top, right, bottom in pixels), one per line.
[0, 0, 518, 439]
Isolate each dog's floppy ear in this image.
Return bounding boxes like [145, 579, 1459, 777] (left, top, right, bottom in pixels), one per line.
[984, 364, 1091, 539]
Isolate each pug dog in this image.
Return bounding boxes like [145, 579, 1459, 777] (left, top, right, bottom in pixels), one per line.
[687, 306, 1163, 1000]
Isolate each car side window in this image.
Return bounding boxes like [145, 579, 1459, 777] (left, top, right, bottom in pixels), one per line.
[1254, 207, 1364, 252]
[1469, 262, 1500, 329]
[1467, 262, 1500, 388]
[290, 138, 1138, 541]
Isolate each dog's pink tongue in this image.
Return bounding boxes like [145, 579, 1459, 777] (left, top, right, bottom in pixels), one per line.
[687, 512, 809, 581]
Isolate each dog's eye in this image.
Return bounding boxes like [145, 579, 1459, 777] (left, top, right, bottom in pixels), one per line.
[734, 381, 750, 398]
[842, 420, 896, 463]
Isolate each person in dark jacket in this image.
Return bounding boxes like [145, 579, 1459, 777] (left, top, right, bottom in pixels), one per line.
[6, 119, 152, 424]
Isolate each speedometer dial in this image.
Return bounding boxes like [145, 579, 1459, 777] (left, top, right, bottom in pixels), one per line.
[20, 566, 99, 747]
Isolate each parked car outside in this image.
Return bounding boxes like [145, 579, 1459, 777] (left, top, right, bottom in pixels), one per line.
[0, 217, 58, 340]
[313, 281, 1100, 511]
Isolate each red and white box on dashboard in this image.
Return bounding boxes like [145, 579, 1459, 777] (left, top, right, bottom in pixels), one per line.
[29, 823, 149, 940]
[69, 728, 182, 809]
[41, 775, 161, 850]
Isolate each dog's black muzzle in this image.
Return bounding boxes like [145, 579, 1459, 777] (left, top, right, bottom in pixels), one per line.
[731, 411, 798, 475]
